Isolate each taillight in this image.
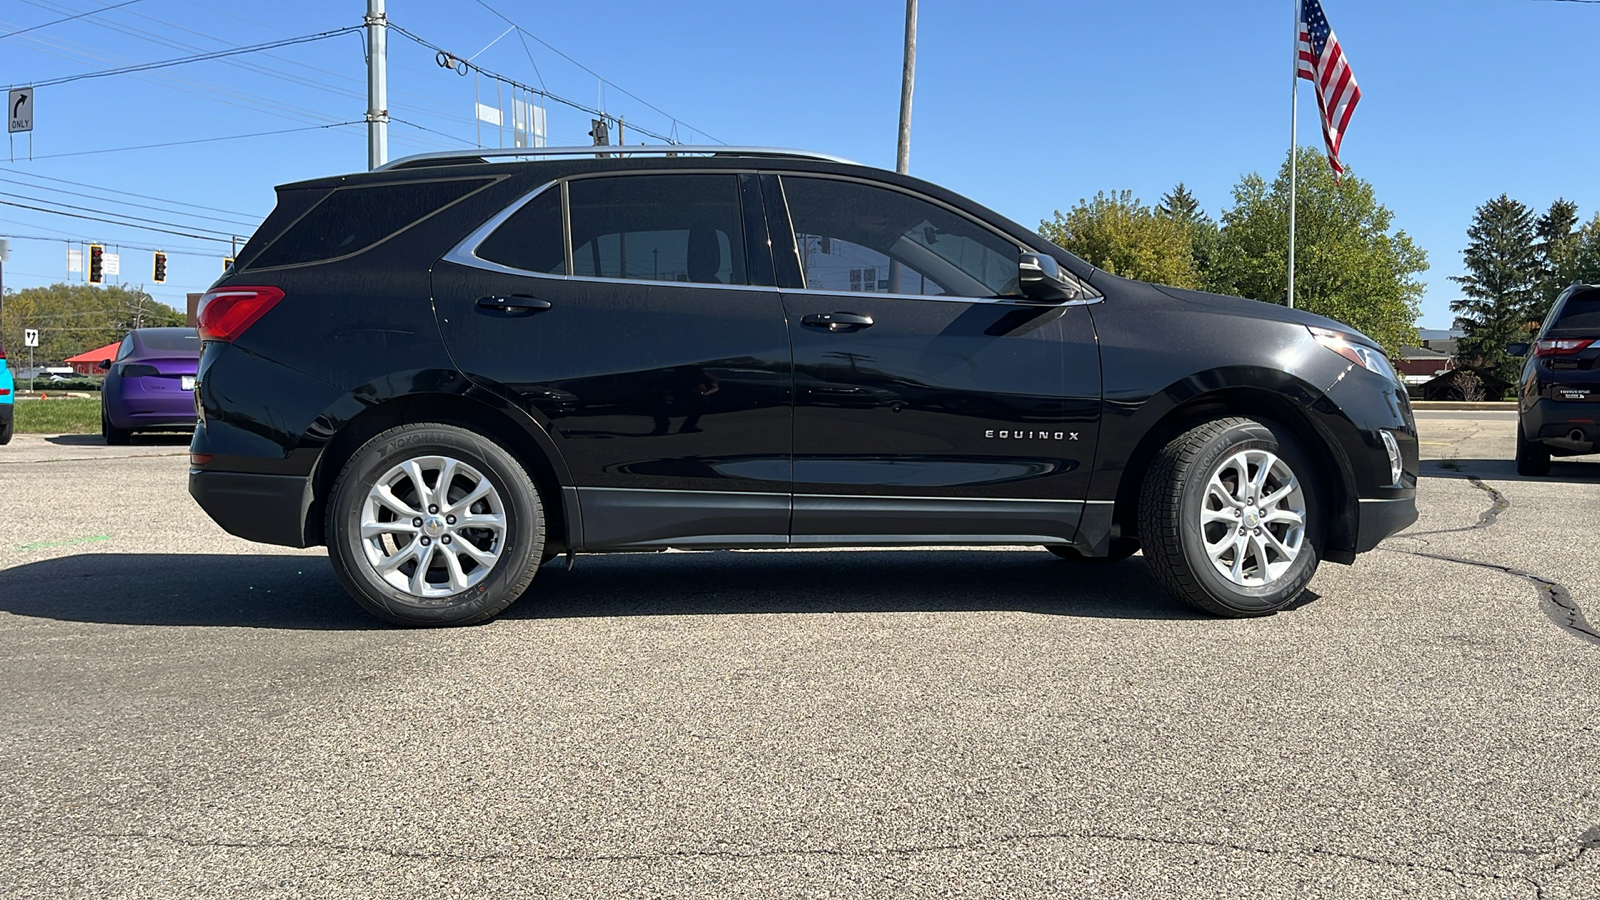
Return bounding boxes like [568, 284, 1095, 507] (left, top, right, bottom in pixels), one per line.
[197, 286, 285, 343]
[1533, 339, 1595, 358]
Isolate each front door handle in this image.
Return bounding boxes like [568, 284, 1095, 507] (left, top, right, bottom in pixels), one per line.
[801, 312, 874, 332]
[476, 295, 553, 316]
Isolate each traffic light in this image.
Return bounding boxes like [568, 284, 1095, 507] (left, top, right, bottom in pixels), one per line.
[222, 256, 235, 272]
[88, 243, 104, 284]
[152, 251, 167, 284]
[588, 117, 609, 146]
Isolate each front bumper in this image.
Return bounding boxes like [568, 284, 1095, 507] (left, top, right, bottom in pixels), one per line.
[1353, 495, 1418, 553]
[189, 468, 316, 547]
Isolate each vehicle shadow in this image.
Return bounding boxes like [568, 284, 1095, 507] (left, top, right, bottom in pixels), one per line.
[45, 433, 191, 447]
[0, 549, 1247, 629]
[1420, 457, 1600, 485]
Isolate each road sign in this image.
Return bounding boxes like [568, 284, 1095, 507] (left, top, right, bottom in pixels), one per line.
[67, 247, 82, 273]
[103, 252, 120, 276]
[23, 328, 39, 348]
[8, 88, 33, 134]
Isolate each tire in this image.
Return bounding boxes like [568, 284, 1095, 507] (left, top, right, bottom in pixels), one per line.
[1047, 538, 1139, 563]
[1138, 417, 1322, 617]
[0, 414, 12, 446]
[1515, 421, 1551, 477]
[325, 423, 544, 627]
[102, 408, 132, 446]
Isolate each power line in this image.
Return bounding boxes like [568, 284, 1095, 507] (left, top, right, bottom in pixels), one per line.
[0, 190, 239, 239]
[11, 25, 364, 89]
[0, 176, 261, 230]
[0, 120, 362, 161]
[0, 169, 261, 219]
[465, 0, 722, 143]
[0, 199, 239, 243]
[0, 0, 144, 40]
[387, 23, 690, 146]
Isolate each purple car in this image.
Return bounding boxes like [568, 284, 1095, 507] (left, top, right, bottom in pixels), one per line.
[100, 327, 201, 445]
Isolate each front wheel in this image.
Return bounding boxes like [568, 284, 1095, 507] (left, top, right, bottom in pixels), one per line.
[325, 423, 544, 627]
[1138, 417, 1321, 617]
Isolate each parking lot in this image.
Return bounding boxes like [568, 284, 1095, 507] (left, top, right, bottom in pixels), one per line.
[0, 409, 1596, 898]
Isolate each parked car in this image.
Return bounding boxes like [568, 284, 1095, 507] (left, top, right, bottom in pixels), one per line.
[100, 327, 201, 445]
[1509, 283, 1600, 475]
[189, 146, 1418, 627]
[0, 338, 13, 445]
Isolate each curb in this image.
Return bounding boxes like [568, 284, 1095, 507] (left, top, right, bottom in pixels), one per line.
[1410, 401, 1517, 411]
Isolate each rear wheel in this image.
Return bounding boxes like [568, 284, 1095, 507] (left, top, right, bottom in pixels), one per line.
[1139, 417, 1321, 617]
[325, 423, 544, 627]
[0, 413, 12, 446]
[1515, 421, 1551, 477]
[101, 408, 131, 446]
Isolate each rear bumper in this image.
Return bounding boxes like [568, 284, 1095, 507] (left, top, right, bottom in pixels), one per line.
[107, 395, 197, 431]
[1353, 495, 1419, 553]
[1522, 397, 1600, 454]
[189, 468, 316, 548]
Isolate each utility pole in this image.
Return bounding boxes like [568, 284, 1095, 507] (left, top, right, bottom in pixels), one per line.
[896, 0, 917, 176]
[887, 0, 917, 294]
[365, 0, 389, 170]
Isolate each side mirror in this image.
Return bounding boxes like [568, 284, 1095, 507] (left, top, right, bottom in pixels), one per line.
[1506, 342, 1529, 358]
[98, 359, 112, 371]
[1018, 253, 1077, 303]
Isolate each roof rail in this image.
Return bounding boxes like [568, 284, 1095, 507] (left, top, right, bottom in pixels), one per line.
[376, 145, 861, 172]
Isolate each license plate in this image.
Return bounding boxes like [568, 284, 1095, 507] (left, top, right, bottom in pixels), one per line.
[182, 376, 196, 391]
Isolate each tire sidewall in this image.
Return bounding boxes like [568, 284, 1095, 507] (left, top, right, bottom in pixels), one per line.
[328, 425, 541, 626]
[1177, 421, 1321, 613]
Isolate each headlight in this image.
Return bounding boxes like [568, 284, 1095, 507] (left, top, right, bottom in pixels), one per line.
[1309, 326, 1396, 383]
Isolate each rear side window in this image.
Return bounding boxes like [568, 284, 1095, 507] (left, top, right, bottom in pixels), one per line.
[1553, 290, 1600, 330]
[568, 174, 747, 286]
[476, 187, 565, 274]
[136, 329, 200, 352]
[252, 178, 491, 268]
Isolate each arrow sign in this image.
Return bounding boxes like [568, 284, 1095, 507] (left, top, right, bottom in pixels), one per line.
[8, 87, 33, 134]
[24, 328, 39, 348]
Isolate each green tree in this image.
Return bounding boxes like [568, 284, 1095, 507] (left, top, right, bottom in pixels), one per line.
[1534, 198, 1583, 318]
[1039, 190, 1200, 289]
[0, 283, 184, 366]
[1450, 195, 1539, 384]
[1158, 182, 1223, 290]
[1208, 147, 1426, 356]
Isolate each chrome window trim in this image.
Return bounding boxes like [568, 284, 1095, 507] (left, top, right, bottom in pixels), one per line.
[443, 172, 1101, 307]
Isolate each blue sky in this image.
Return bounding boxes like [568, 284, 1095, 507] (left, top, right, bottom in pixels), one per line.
[1, 0, 1596, 332]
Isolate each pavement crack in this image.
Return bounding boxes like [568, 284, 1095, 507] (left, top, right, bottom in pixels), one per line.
[0, 825, 1538, 881]
[1382, 546, 1600, 648]
[1402, 475, 1509, 538]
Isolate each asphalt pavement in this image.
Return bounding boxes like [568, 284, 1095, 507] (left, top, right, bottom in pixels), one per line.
[0, 415, 1596, 898]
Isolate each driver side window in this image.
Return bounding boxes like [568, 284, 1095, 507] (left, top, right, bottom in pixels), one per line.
[780, 176, 1022, 298]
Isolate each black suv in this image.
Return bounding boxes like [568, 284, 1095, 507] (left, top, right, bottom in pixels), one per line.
[189, 147, 1418, 626]
[1510, 283, 1600, 476]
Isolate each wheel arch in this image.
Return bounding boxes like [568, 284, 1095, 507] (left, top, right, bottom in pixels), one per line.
[1110, 384, 1360, 564]
[304, 389, 574, 552]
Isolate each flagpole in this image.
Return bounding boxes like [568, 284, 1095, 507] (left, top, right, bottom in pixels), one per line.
[1288, 0, 1298, 310]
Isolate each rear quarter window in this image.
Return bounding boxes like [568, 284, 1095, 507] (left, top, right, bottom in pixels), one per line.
[250, 178, 492, 269]
[1553, 291, 1600, 331]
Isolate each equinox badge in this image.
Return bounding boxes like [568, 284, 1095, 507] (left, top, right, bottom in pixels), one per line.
[985, 430, 1078, 441]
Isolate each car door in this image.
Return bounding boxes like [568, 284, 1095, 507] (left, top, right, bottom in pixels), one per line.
[767, 173, 1102, 545]
[431, 171, 793, 550]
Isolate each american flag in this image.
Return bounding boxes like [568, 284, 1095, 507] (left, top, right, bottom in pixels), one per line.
[1297, 0, 1361, 179]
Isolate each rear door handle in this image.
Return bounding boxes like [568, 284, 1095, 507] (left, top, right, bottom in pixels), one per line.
[801, 312, 874, 332]
[476, 295, 552, 315]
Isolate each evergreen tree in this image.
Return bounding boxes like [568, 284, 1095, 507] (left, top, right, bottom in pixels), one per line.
[1534, 198, 1583, 319]
[1450, 195, 1539, 384]
[1157, 183, 1202, 223]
